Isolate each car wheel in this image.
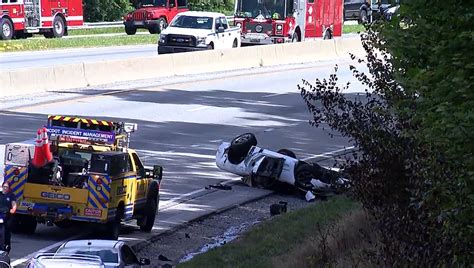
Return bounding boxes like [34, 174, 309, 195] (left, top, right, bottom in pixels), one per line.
[157, 18, 167, 34]
[140, 197, 157, 232]
[207, 42, 214, 50]
[125, 25, 137, 35]
[323, 30, 332, 40]
[359, 9, 368, 24]
[277, 149, 296, 159]
[228, 133, 257, 164]
[294, 163, 317, 190]
[0, 18, 14, 40]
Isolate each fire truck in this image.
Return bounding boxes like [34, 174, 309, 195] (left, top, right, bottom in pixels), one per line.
[3, 115, 163, 239]
[0, 0, 83, 40]
[123, 0, 189, 35]
[233, 0, 343, 45]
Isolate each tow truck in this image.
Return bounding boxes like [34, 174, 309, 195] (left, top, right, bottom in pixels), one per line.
[3, 115, 163, 239]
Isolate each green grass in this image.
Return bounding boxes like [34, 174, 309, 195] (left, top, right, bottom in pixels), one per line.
[68, 27, 149, 36]
[178, 195, 359, 268]
[0, 34, 157, 52]
[343, 24, 366, 34]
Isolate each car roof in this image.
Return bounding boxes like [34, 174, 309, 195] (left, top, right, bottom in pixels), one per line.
[60, 239, 124, 249]
[178, 11, 226, 18]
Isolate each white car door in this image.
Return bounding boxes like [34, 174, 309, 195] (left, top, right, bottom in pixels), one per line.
[213, 17, 227, 49]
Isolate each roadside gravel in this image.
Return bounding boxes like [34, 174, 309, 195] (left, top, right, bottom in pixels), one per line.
[135, 192, 313, 267]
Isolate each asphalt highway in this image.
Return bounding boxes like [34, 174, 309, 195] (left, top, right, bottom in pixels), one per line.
[0, 60, 366, 266]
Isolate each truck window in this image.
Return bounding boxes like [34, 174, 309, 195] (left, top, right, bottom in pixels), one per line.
[220, 17, 229, 29]
[214, 18, 221, 30]
[169, 0, 175, 8]
[132, 153, 145, 178]
[177, 0, 186, 8]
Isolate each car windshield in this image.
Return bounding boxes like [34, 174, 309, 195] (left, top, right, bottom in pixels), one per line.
[170, 15, 213, 29]
[141, 0, 167, 7]
[235, 0, 292, 19]
[55, 247, 119, 263]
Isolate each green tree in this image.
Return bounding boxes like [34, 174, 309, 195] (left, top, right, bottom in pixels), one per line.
[299, 0, 473, 265]
[83, 0, 134, 22]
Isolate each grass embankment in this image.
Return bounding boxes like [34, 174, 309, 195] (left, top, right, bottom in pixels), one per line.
[343, 24, 365, 34]
[179, 195, 376, 267]
[0, 34, 157, 52]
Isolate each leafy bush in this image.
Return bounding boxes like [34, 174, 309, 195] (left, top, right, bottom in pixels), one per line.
[83, 0, 134, 22]
[299, 0, 473, 265]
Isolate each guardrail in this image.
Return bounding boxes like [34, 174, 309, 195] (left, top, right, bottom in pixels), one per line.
[77, 16, 235, 29]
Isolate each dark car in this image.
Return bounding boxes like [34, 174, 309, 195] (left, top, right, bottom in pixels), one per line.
[344, 0, 396, 23]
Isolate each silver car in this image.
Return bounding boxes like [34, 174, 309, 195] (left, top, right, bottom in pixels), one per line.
[27, 240, 150, 268]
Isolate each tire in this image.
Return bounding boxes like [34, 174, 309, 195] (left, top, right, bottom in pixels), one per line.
[228, 133, 257, 164]
[0, 18, 14, 40]
[105, 206, 123, 240]
[207, 42, 214, 50]
[232, 39, 238, 48]
[52, 16, 65, 38]
[323, 30, 332, 40]
[359, 9, 368, 24]
[294, 163, 317, 190]
[125, 25, 137, 35]
[277, 149, 296, 159]
[11, 214, 37, 234]
[148, 27, 158, 34]
[140, 197, 157, 232]
[291, 32, 298, 42]
[157, 18, 167, 34]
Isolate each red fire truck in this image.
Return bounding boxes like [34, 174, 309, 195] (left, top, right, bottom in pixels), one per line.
[123, 0, 188, 35]
[0, 0, 83, 40]
[234, 0, 342, 45]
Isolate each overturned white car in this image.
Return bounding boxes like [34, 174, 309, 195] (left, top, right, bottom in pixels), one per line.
[216, 133, 349, 200]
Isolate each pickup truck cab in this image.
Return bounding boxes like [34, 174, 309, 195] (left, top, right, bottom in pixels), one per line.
[4, 115, 163, 239]
[158, 11, 241, 54]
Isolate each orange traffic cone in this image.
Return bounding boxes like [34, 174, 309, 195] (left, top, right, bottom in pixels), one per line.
[41, 127, 53, 163]
[31, 129, 45, 168]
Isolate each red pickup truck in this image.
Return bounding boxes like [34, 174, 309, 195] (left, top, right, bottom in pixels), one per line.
[124, 0, 189, 34]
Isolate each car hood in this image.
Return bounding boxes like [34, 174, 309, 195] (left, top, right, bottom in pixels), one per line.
[161, 27, 214, 37]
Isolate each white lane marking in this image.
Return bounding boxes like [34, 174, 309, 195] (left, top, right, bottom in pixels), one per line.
[10, 146, 354, 265]
[302, 146, 356, 161]
[186, 106, 210, 112]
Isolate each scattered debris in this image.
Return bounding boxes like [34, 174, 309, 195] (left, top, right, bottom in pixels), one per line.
[205, 183, 232, 191]
[270, 201, 288, 216]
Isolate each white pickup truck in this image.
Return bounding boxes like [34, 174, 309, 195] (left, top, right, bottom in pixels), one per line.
[158, 11, 241, 54]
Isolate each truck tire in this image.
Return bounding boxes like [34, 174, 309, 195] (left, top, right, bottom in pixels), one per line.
[157, 18, 167, 33]
[291, 32, 298, 42]
[359, 9, 368, 24]
[294, 163, 317, 190]
[0, 18, 14, 40]
[232, 39, 238, 48]
[140, 197, 157, 232]
[125, 25, 137, 35]
[52, 16, 66, 38]
[228, 133, 257, 164]
[106, 206, 123, 240]
[207, 42, 214, 50]
[277, 149, 296, 159]
[11, 214, 37, 234]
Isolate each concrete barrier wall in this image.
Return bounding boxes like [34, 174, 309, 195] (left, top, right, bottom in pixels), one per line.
[0, 37, 365, 98]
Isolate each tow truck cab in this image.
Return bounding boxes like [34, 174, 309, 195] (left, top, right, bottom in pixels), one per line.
[4, 115, 163, 239]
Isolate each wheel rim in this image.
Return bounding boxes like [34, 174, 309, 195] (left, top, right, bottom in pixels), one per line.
[234, 135, 250, 145]
[54, 19, 63, 34]
[159, 20, 165, 31]
[3, 23, 11, 38]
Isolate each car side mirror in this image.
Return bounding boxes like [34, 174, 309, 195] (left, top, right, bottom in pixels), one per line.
[153, 165, 163, 181]
[139, 258, 151, 265]
[217, 26, 225, 33]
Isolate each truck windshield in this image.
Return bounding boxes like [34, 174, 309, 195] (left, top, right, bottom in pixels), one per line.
[170, 16, 213, 29]
[141, 0, 167, 7]
[235, 0, 292, 19]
